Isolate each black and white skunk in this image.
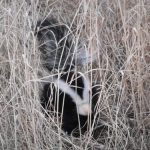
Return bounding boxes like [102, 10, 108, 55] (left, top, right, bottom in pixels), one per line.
[36, 18, 100, 135]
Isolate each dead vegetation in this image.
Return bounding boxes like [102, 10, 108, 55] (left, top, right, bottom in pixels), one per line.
[0, 0, 150, 149]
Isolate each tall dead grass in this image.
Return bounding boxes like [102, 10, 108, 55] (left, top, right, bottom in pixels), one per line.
[0, 0, 150, 149]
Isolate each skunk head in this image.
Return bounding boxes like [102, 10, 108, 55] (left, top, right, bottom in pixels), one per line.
[54, 71, 91, 116]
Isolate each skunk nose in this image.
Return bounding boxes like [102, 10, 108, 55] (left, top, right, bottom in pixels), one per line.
[78, 103, 91, 116]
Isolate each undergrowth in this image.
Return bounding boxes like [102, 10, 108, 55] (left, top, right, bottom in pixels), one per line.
[0, 0, 150, 149]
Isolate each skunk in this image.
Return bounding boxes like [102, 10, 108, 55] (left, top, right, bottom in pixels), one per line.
[36, 18, 100, 135]
[41, 71, 100, 135]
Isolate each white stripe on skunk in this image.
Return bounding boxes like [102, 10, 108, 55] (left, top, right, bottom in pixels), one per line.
[54, 72, 91, 116]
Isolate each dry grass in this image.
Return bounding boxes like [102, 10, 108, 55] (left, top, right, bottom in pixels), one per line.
[0, 0, 150, 149]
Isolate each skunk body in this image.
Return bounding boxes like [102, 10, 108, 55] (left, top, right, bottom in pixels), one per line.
[41, 71, 100, 135]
